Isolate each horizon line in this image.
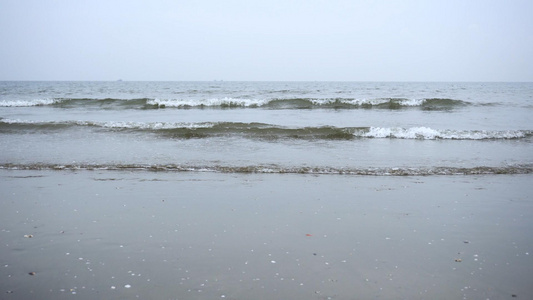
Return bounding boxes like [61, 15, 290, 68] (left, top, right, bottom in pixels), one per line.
[1, 79, 532, 83]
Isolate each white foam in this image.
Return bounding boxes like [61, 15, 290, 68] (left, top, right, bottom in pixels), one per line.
[148, 97, 267, 107]
[309, 98, 424, 106]
[0, 119, 215, 130]
[0, 118, 39, 124]
[363, 127, 529, 140]
[397, 99, 425, 106]
[144, 97, 428, 108]
[97, 122, 214, 130]
[91, 121, 215, 130]
[346, 99, 385, 106]
[0, 98, 59, 107]
[442, 130, 528, 140]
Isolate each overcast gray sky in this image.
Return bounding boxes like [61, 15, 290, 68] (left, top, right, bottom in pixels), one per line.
[1, 0, 532, 81]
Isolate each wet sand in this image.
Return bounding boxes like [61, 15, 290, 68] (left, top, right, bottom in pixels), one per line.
[1, 170, 532, 299]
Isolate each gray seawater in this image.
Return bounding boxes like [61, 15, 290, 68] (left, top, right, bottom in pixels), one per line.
[1, 81, 532, 175]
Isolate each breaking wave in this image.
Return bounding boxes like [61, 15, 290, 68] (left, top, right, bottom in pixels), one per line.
[0, 97, 470, 110]
[0, 98, 60, 107]
[1, 119, 531, 140]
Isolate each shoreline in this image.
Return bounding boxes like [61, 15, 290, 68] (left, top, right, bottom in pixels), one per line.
[1, 163, 532, 176]
[1, 170, 532, 299]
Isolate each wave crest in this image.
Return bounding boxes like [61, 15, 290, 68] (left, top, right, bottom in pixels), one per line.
[364, 127, 531, 140]
[1, 97, 469, 110]
[0, 98, 59, 107]
[1, 119, 531, 140]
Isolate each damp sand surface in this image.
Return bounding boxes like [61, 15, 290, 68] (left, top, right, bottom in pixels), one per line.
[1, 170, 532, 299]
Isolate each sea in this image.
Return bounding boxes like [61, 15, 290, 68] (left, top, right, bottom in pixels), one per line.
[1, 81, 532, 176]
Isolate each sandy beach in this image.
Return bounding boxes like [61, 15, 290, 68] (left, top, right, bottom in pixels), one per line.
[1, 170, 531, 299]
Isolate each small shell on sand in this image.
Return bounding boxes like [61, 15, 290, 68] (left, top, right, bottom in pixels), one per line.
[454, 259, 462, 262]
[24, 235, 33, 238]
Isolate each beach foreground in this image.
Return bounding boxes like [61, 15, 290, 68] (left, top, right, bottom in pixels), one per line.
[1, 170, 532, 299]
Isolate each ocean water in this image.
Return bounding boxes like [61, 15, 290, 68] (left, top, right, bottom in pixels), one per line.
[1, 81, 532, 175]
[2, 81, 533, 299]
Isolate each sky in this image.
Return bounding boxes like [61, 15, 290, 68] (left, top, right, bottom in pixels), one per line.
[0, 0, 532, 81]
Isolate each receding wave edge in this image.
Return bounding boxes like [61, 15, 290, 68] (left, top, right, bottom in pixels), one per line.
[1, 163, 532, 176]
